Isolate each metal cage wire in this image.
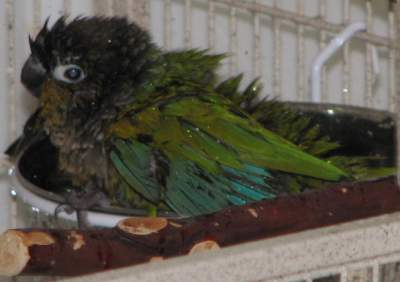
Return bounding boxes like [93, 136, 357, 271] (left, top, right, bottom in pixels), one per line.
[3, 0, 400, 281]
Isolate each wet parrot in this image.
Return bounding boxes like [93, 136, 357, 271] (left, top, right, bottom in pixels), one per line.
[14, 16, 368, 221]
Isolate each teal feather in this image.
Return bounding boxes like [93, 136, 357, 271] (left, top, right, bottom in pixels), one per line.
[112, 138, 279, 215]
[111, 137, 278, 215]
[110, 139, 160, 202]
[226, 195, 247, 206]
[223, 165, 272, 187]
[230, 181, 270, 201]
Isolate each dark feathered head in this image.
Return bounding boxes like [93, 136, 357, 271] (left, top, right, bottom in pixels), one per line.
[22, 16, 160, 98]
[21, 16, 162, 141]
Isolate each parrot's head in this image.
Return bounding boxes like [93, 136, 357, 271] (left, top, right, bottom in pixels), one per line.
[21, 16, 161, 142]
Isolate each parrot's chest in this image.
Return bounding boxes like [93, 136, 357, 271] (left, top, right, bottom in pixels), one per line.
[45, 120, 108, 186]
[58, 143, 108, 187]
[39, 81, 110, 186]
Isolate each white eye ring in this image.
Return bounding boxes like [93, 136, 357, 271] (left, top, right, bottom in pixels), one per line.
[53, 64, 85, 84]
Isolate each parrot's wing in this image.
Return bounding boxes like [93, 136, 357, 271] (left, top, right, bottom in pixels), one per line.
[109, 94, 348, 216]
[157, 95, 348, 180]
[110, 137, 275, 215]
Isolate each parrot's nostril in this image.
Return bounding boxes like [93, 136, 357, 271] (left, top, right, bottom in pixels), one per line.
[21, 55, 47, 97]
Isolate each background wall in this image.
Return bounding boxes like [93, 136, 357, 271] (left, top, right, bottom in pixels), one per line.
[0, 0, 394, 232]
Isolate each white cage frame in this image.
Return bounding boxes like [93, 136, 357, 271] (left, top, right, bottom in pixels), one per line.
[3, 0, 400, 281]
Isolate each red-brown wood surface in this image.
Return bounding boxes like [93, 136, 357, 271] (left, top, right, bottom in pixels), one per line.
[1, 177, 399, 277]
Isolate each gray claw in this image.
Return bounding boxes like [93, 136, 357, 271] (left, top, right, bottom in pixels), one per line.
[56, 187, 109, 229]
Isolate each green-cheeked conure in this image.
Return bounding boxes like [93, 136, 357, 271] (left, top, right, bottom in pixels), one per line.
[19, 16, 351, 218]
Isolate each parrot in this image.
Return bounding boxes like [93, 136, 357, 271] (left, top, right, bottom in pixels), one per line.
[17, 16, 357, 224]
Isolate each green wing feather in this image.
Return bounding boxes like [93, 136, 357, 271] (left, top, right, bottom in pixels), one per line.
[110, 139, 161, 203]
[160, 95, 348, 180]
[109, 93, 348, 216]
[216, 75, 395, 182]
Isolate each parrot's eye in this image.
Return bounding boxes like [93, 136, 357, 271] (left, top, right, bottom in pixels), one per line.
[65, 67, 81, 80]
[53, 64, 85, 84]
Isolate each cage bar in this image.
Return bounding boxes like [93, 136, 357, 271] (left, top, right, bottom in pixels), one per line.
[396, 2, 400, 187]
[339, 267, 347, 282]
[253, 0, 261, 78]
[342, 0, 351, 105]
[372, 262, 379, 282]
[208, 0, 216, 51]
[273, 0, 281, 99]
[389, 6, 397, 112]
[319, 0, 328, 102]
[143, 0, 150, 30]
[6, 0, 16, 231]
[63, 0, 72, 15]
[126, 0, 136, 21]
[365, 0, 374, 108]
[184, 0, 192, 48]
[213, 0, 395, 49]
[296, 0, 306, 101]
[5, 0, 16, 167]
[128, 1, 150, 30]
[229, 6, 238, 75]
[33, 0, 42, 33]
[94, 0, 114, 16]
[111, 0, 124, 16]
[164, 0, 172, 49]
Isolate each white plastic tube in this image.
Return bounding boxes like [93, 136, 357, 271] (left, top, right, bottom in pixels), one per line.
[311, 22, 379, 103]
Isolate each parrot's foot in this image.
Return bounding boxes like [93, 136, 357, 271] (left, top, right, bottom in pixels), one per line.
[54, 204, 91, 229]
[55, 188, 109, 229]
[147, 205, 158, 217]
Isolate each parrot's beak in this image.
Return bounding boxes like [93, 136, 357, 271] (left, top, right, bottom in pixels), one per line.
[21, 55, 47, 97]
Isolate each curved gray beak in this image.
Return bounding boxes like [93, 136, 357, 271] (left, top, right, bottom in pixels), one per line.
[21, 55, 47, 97]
